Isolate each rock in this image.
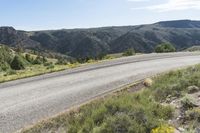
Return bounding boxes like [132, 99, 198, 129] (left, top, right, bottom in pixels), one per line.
[143, 78, 153, 87]
[187, 86, 200, 94]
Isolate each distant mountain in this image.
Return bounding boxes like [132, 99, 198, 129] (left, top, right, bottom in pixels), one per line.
[0, 27, 40, 49]
[155, 20, 200, 28]
[0, 20, 200, 59]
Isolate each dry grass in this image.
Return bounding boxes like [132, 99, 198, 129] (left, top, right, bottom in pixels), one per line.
[0, 65, 67, 83]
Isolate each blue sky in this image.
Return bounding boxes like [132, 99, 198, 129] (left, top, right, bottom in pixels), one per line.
[0, 0, 200, 31]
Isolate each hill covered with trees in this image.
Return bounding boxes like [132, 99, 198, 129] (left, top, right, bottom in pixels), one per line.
[0, 20, 200, 59]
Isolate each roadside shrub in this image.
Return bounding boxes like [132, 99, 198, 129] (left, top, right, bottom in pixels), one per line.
[181, 95, 196, 110]
[10, 55, 28, 70]
[0, 45, 13, 71]
[33, 56, 43, 64]
[0, 62, 10, 71]
[96, 114, 132, 133]
[25, 54, 34, 63]
[155, 43, 176, 53]
[44, 62, 53, 67]
[56, 58, 68, 65]
[186, 108, 200, 123]
[123, 48, 135, 56]
[33, 56, 48, 65]
[46, 64, 55, 69]
[42, 56, 47, 63]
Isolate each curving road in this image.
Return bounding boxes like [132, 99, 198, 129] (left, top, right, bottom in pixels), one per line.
[1, 52, 200, 133]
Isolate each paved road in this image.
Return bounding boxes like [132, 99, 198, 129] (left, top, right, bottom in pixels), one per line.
[1, 52, 200, 133]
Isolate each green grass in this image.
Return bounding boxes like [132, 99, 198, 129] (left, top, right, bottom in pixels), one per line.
[21, 89, 174, 133]
[150, 64, 200, 102]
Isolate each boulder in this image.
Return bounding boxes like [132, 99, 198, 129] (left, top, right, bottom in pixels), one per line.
[143, 78, 153, 87]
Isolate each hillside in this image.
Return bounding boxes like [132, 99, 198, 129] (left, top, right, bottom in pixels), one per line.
[1, 20, 200, 58]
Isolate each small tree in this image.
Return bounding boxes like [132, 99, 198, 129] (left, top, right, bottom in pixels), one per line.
[155, 43, 176, 53]
[42, 56, 47, 63]
[123, 48, 135, 56]
[11, 55, 26, 70]
[25, 54, 34, 63]
[56, 58, 68, 65]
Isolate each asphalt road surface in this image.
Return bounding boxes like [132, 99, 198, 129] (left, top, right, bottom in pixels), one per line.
[1, 52, 200, 133]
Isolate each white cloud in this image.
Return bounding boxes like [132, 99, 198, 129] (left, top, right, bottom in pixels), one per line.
[132, 0, 200, 12]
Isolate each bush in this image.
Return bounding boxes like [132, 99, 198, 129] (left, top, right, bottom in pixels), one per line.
[155, 43, 176, 53]
[44, 62, 53, 67]
[33, 56, 43, 65]
[56, 58, 68, 65]
[10, 55, 28, 70]
[0, 45, 13, 71]
[0, 62, 10, 71]
[123, 48, 135, 56]
[46, 64, 55, 69]
[186, 108, 200, 123]
[181, 95, 197, 110]
[25, 54, 34, 63]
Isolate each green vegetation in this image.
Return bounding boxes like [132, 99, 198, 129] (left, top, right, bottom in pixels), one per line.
[0, 45, 13, 71]
[0, 44, 135, 83]
[150, 65, 200, 102]
[10, 55, 29, 70]
[122, 48, 135, 56]
[21, 90, 173, 133]
[21, 64, 200, 133]
[0, 45, 69, 83]
[155, 43, 176, 53]
[66, 92, 173, 133]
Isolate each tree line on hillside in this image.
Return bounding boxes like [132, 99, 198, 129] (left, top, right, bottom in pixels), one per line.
[74, 42, 176, 63]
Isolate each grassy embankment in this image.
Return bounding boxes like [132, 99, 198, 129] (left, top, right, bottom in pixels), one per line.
[21, 64, 200, 133]
[0, 53, 117, 83]
[0, 46, 135, 83]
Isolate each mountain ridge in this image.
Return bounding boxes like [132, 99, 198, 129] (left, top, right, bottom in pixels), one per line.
[1, 20, 200, 59]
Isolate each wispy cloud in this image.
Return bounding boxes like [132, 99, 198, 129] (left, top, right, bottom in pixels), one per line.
[131, 0, 200, 12]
